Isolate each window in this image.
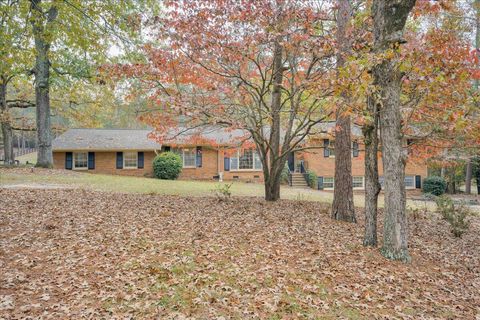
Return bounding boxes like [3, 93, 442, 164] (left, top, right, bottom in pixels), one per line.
[73, 152, 88, 170]
[329, 141, 335, 157]
[173, 148, 197, 168]
[182, 148, 196, 168]
[352, 141, 359, 157]
[124, 151, 138, 169]
[378, 176, 414, 189]
[324, 139, 335, 157]
[323, 177, 334, 189]
[230, 149, 262, 171]
[405, 176, 415, 188]
[353, 176, 364, 189]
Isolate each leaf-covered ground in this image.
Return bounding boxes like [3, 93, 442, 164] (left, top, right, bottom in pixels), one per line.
[0, 189, 479, 319]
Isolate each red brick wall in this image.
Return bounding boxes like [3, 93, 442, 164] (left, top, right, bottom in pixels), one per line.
[297, 147, 427, 178]
[54, 142, 428, 185]
[178, 148, 219, 180]
[53, 151, 156, 177]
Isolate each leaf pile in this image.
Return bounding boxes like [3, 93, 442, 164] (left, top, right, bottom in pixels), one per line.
[0, 189, 479, 319]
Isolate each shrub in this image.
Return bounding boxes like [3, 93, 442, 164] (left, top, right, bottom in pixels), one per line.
[423, 176, 447, 196]
[305, 170, 317, 189]
[435, 195, 470, 238]
[212, 183, 233, 201]
[153, 152, 182, 180]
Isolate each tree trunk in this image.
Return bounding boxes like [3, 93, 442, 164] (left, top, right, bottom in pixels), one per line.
[265, 39, 284, 202]
[468, 0, 480, 194]
[31, 0, 55, 168]
[466, 160, 472, 194]
[264, 164, 282, 201]
[363, 95, 381, 246]
[0, 80, 14, 165]
[373, 0, 416, 262]
[332, 0, 356, 223]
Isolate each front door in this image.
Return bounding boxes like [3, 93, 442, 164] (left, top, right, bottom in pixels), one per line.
[287, 152, 294, 172]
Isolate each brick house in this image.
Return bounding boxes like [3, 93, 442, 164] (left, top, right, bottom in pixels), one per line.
[52, 126, 427, 190]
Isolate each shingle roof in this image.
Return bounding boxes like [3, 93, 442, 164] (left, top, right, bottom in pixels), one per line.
[52, 129, 162, 151]
[52, 123, 364, 151]
[159, 126, 250, 145]
[52, 127, 251, 151]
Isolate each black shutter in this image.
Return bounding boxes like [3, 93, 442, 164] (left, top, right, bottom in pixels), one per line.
[317, 176, 324, 190]
[116, 152, 123, 169]
[196, 146, 202, 167]
[138, 152, 144, 169]
[65, 152, 73, 170]
[323, 139, 330, 157]
[224, 156, 230, 171]
[88, 152, 95, 170]
[415, 175, 421, 189]
[352, 141, 359, 157]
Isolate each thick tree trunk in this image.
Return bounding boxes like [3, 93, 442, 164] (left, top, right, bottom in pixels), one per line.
[264, 164, 282, 201]
[363, 95, 381, 246]
[373, 0, 416, 262]
[332, 0, 356, 222]
[31, 0, 55, 168]
[0, 80, 14, 165]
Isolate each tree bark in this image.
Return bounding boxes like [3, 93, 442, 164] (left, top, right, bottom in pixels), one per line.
[264, 163, 282, 201]
[332, 0, 356, 222]
[467, 0, 480, 194]
[372, 0, 416, 262]
[363, 95, 381, 246]
[264, 39, 284, 202]
[0, 80, 14, 165]
[31, 0, 56, 168]
[466, 160, 472, 194]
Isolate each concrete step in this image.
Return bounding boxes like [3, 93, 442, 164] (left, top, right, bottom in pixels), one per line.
[291, 182, 309, 186]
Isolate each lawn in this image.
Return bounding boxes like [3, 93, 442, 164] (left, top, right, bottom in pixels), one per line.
[0, 168, 440, 211]
[0, 188, 478, 318]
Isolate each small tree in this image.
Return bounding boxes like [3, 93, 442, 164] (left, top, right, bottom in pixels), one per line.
[153, 152, 182, 180]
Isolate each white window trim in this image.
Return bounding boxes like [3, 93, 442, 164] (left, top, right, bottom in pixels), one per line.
[323, 177, 334, 190]
[405, 175, 415, 190]
[326, 140, 335, 158]
[182, 148, 197, 168]
[230, 149, 262, 172]
[353, 176, 364, 189]
[73, 152, 88, 170]
[123, 151, 138, 169]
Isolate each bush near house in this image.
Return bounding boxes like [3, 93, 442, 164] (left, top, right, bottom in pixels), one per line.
[305, 169, 317, 189]
[423, 176, 447, 196]
[153, 152, 182, 180]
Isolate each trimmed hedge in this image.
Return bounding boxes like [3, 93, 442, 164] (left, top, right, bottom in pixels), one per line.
[153, 152, 182, 180]
[423, 176, 447, 196]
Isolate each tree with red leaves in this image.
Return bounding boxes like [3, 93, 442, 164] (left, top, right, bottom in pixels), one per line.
[126, 0, 339, 201]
